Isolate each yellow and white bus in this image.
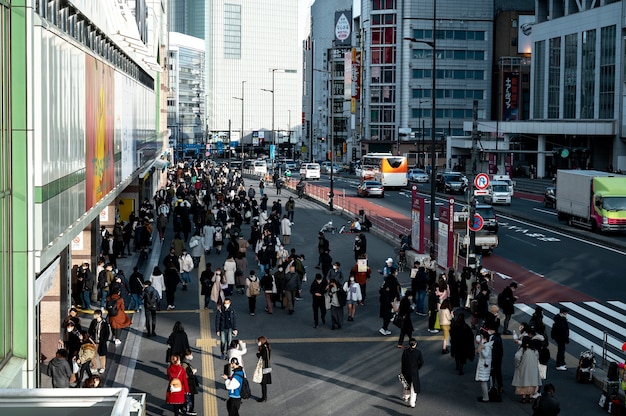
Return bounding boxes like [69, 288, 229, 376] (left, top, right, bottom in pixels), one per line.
[360, 153, 408, 188]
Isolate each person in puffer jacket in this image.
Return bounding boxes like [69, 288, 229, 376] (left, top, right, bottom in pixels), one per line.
[75, 331, 97, 387]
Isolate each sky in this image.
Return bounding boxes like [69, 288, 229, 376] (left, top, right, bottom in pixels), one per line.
[299, 0, 314, 41]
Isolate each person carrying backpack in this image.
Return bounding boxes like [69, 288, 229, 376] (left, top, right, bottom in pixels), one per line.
[245, 271, 261, 316]
[142, 280, 161, 337]
[222, 357, 249, 415]
[107, 287, 131, 346]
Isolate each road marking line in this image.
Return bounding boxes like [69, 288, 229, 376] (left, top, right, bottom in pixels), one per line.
[583, 301, 626, 323]
[507, 235, 537, 246]
[608, 300, 626, 312]
[198, 308, 219, 415]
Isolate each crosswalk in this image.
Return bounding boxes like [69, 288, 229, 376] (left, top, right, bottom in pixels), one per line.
[516, 300, 626, 364]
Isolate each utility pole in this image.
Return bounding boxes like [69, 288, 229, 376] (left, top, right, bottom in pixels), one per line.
[468, 99, 479, 272]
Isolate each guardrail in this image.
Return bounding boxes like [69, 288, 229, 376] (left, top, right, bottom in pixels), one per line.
[281, 179, 411, 238]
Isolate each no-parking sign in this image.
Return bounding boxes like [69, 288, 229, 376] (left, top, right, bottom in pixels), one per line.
[468, 213, 484, 232]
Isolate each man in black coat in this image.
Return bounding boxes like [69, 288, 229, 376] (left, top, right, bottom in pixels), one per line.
[400, 338, 424, 408]
[498, 282, 518, 335]
[551, 308, 569, 370]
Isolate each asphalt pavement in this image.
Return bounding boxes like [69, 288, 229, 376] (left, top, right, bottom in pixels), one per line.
[46, 179, 615, 415]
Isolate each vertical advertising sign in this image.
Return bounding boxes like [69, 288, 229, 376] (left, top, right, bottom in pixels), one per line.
[411, 185, 425, 253]
[503, 72, 520, 121]
[488, 153, 497, 174]
[437, 199, 455, 270]
[351, 48, 361, 113]
[505, 154, 512, 176]
[334, 10, 352, 46]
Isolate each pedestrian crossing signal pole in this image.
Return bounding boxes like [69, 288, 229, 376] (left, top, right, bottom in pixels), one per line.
[469, 100, 479, 273]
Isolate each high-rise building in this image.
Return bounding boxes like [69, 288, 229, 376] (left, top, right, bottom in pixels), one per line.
[205, 1, 301, 158]
[168, 32, 206, 160]
[168, 0, 205, 39]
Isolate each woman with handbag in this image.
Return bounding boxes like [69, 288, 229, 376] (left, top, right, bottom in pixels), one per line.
[166, 354, 189, 416]
[254, 335, 272, 402]
[396, 291, 414, 348]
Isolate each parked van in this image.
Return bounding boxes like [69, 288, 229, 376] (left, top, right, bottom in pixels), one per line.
[299, 163, 321, 180]
[492, 175, 515, 196]
[252, 160, 268, 175]
[484, 181, 512, 205]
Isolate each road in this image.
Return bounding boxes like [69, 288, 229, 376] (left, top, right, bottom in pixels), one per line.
[305, 173, 626, 364]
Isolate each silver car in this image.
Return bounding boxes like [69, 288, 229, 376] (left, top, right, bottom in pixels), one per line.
[408, 168, 429, 183]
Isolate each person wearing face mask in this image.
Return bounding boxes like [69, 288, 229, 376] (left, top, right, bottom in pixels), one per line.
[181, 348, 199, 415]
[343, 276, 362, 321]
[215, 298, 238, 360]
[325, 262, 344, 285]
[309, 273, 328, 328]
[255, 336, 272, 402]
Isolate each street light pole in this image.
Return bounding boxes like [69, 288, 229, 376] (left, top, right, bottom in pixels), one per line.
[404, 0, 437, 257]
[233, 80, 246, 162]
[329, 41, 336, 211]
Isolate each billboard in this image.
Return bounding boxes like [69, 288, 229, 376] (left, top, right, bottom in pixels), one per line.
[85, 55, 115, 210]
[334, 10, 352, 46]
[502, 71, 520, 121]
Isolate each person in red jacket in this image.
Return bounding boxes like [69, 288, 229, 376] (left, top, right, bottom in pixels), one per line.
[166, 354, 190, 416]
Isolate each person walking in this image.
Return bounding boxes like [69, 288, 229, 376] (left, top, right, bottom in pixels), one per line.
[255, 336, 272, 402]
[285, 197, 295, 221]
[222, 357, 245, 416]
[149, 266, 166, 308]
[310, 273, 327, 328]
[438, 298, 453, 354]
[142, 280, 160, 337]
[396, 291, 414, 348]
[75, 331, 97, 387]
[165, 354, 190, 416]
[512, 336, 542, 403]
[327, 279, 344, 330]
[475, 330, 494, 402]
[88, 309, 110, 374]
[200, 263, 214, 309]
[215, 298, 238, 360]
[189, 231, 204, 268]
[350, 254, 371, 305]
[283, 264, 301, 315]
[550, 307, 569, 371]
[179, 249, 194, 291]
[259, 270, 276, 314]
[427, 283, 440, 334]
[280, 215, 292, 245]
[128, 266, 144, 312]
[47, 349, 73, 388]
[166, 321, 191, 362]
[378, 278, 397, 336]
[164, 262, 181, 310]
[107, 287, 131, 346]
[343, 276, 362, 321]
[400, 338, 424, 408]
[245, 271, 261, 316]
[181, 348, 199, 416]
[498, 282, 518, 335]
[449, 312, 475, 375]
[411, 262, 429, 316]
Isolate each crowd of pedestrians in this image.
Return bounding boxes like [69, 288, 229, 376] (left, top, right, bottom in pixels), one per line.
[50, 159, 575, 416]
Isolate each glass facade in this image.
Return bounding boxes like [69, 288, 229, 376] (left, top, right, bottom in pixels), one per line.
[548, 37, 561, 118]
[533, 40, 545, 118]
[0, 1, 11, 366]
[369, 2, 397, 141]
[581, 29, 596, 118]
[224, 4, 241, 59]
[599, 25, 615, 119]
[563, 33, 577, 119]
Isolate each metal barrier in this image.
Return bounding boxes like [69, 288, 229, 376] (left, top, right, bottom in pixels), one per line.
[283, 179, 411, 238]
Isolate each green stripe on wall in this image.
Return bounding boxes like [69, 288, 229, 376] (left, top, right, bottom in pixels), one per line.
[35, 169, 85, 203]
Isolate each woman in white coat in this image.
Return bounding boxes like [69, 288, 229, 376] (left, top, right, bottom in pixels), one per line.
[343, 276, 362, 322]
[223, 255, 237, 295]
[475, 330, 494, 402]
[149, 266, 166, 307]
[280, 215, 292, 245]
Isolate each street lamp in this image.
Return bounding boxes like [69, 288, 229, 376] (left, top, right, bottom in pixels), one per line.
[232, 80, 246, 162]
[262, 68, 297, 169]
[404, 0, 437, 257]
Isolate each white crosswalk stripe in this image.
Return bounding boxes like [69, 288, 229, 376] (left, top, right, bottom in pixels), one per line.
[516, 301, 624, 364]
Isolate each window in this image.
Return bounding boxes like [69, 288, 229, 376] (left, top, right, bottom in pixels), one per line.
[224, 4, 241, 59]
[533, 40, 546, 118]
[581, 29, 596, 118]
[548, 37, 561, 118]
[563, 33, 577, 119]
[599, 25, 615, 119]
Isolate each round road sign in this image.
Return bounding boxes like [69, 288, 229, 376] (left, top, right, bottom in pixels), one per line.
[412, 184, 418, 191]
[468, 213, 484, 232]
[474, 173, 490, 190]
